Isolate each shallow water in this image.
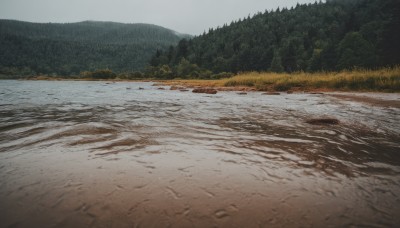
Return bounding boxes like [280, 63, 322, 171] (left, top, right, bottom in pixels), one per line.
[0, 80, 399, 227]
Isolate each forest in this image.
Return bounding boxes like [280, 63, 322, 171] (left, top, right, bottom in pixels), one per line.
[1, 0, 399, 79]
[0, 20, 189, 77]
[148, 0, 400, 79]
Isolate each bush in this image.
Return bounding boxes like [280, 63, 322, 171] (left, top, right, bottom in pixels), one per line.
[81, 69, 117, 79]
[211, 72, 234, 79]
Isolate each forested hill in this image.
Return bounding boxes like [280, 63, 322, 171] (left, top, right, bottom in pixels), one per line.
[149, 0, 400, 78]
[0, 20, 190, 76]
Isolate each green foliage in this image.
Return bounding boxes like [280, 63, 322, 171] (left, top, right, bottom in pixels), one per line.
[177, 58, 201, 78]
[145, 58, 217, 79]
[0, 20, 190, 77]
[210, 72, 234, 79]
[150, 0, 400, 76]
[81, 69, 116, 79]
[157, 65, 174, 79]
[308, 49, 322, 72]
[337, 32, 376, 69]
[269, 50, 284, 73]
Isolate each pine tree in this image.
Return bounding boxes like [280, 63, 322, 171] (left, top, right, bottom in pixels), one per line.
[269, 50, 284, 73]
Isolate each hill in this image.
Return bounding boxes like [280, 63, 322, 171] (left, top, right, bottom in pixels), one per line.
[0, 20, 190, 77]
[149, 0, 400, 79]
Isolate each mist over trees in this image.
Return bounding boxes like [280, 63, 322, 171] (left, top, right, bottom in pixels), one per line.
[149, 0, 400, 78]
[0, 20, 189, 77]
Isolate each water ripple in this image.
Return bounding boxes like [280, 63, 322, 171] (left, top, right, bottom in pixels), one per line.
[0, 81, 399, 227]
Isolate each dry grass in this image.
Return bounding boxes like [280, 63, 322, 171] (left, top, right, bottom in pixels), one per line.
[24, 67, 400, 92]
[160, 79, 227, 88]
[224, 67, 400, 92]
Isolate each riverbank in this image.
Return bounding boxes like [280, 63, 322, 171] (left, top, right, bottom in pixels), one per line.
[6, 67, 400, 92]
[160, 67, 400, 93]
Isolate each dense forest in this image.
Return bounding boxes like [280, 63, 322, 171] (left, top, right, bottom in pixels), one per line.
[0, 20, 189, 77]
[149, 0, 400, 79]
[1, 0, 399, 79]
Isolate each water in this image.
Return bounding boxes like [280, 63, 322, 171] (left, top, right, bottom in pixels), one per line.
[0, 80, 399, 227]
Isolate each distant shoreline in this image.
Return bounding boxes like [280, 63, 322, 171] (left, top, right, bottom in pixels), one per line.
[3, 67, 399, 93]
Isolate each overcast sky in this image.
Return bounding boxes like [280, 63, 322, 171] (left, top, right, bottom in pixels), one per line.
[1, 0, 317, 35]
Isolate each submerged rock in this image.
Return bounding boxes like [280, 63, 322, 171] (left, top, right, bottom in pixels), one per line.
[306, 118, 340, 125]
[262, 92, 281, 95]
[192, 88, 218, 94]
[171, 86, 187, 91]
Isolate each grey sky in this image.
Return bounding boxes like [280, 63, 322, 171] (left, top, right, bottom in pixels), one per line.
[0, 0, 317, 35]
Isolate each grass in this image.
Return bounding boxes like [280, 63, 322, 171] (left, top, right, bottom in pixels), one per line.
[16, 67, 400, 92]
[160, 79, 227, 88]
[223, 67, 400, 92]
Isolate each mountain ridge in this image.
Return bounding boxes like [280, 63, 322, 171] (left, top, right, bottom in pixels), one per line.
[0, 19, 191, 76]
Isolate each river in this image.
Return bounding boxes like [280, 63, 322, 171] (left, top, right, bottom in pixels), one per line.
[0, 80, 399, 227]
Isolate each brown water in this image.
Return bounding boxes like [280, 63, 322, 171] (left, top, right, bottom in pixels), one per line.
[0, 80, 399, 227]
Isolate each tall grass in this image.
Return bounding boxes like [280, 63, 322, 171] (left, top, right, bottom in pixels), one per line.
[162, 79, 227, 87]
[224, 67, 400, 92]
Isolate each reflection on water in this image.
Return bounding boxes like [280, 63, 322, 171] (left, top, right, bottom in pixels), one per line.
[0, 80, 399, 227]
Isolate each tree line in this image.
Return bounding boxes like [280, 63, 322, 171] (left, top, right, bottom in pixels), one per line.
[1, 0, 399, 79]
[0, 20, 189, 77]
[149, 0, 400, 78]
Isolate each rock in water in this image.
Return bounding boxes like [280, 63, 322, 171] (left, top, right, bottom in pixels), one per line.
[192, 88, 218, 94]
[306, 118, 340, 125]
[262, 92, 281, 95]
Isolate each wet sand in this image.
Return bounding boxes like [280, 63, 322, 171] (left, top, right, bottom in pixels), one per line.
[0, 80, 399, 227]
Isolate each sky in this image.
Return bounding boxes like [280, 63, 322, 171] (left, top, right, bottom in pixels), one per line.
[0, 0, 317, 35]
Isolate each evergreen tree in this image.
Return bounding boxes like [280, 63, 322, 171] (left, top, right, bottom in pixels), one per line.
[148, 0, 398, 77]
[269, 50, 284, 72]
[0, 20, 191, 77]
[337, 32, 376, 69]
